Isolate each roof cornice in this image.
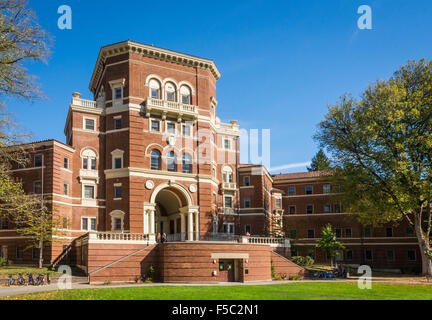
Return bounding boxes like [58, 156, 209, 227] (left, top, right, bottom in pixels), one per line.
[89, 41, 221, 94]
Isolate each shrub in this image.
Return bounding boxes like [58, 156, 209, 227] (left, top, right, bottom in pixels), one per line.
[291, 256, 314, 267]
[289, 274, 301, 280]
[147, 265, 155, 282]
[0, 257, 11, 267]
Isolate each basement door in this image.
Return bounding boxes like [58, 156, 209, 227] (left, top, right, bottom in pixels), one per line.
[218, 260, 235, 282]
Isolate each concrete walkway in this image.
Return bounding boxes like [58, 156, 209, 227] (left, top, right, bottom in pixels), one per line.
[1, 278, 431, 298]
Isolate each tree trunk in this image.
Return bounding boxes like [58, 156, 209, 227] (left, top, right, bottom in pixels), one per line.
[38, 237, 43, 269]
[414, 214, 432, 276]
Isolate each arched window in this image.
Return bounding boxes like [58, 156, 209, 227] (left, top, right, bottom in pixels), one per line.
[182, 153, 192, 173]
[165, 82, 176, 102]
[222, 166, 233, 183]
[180, 86, 191, 104]
[149, 79, 161, 99]
[81, 149, 97, 170]
[167, 151, 176, 172]
[150, 150, 161, 170]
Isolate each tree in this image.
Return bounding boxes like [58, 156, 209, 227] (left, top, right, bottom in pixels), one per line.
[0, 0, 51, 99]
[314, 59, 432, 275]
[307, 149, 331, 172]
[0, 0, 52, 267]
[316, 224, 345, 267]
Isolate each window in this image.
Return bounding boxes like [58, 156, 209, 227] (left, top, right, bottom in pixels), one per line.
[307, 229, 315, 238]
[406, 227, 414, 237]
[82, 217, 96, 231]
[335, 228, 342, 238]
[324, 204, 331, 213]
[386, 250, 394, 261]
[182, 123, 192, 137]
[224, 196, 233, 208]
[245, 224, 251, 235]
[345, 228, 352, 238]
[114, 87, 122, 100]
[244, 198, 251, 208]
[84, 118, 95, 131]
[288, 187, 295, 196]
[334, 203, 341, 213]
[275, 198, 281, 208]
[213, 192, 216, 205]
[0, 218, 8, 230]
[113, 218, 122, 231]
[182, 153, 192, 173]
[167, 122, 176, 135]
[167, 151, 177, 172]
[364, 227, 371, 238]
[288, 206, 296, 215]
[32, 248, 39, 260]
[150, 150, 161, 170]
[113, 157, 122, 169]
[114, 118, 122, 130]
[365, 249, 373, 261]
[346, 250, 353, 260]
[222, 166, 233, 183]
[386, 227, 393, 237]
[180, 86, 191, 104]
[165, 82, 176, 101]
[81, 149, 97, 170]
[84, 185, 95, 199]
[244, 176, 250, 186]
[223, 223, 234, 234]
[114, 186, 122, 199]
[149, 79, 161, 99]
[34, 154, 42, 167]
[151, 120, 160, 132]
[407, 250, 416, 261]
[64, 157, 69, 169]
[33, 181, 42, 194]
[62, 217, 68, 229]
[306, 205, 313, 214]
[224, 139, 231, 150]
[305, 186, 313, 195]
[63, 183, 69, 196]
[16, 246, 23, 259]
[323, 184, 331, 194]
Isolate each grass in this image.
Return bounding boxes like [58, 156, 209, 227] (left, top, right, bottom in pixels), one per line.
[2, 282, 432, 300]
[0, 266, 58, 277]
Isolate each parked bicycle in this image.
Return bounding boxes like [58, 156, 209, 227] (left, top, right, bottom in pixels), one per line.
[7, 275, 15, 286]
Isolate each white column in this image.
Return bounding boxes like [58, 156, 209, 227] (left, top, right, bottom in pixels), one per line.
[188, 211, 194, 241]
[181, 213, 186, 241]
[194, 212, 199, 241]
[143, 211, 148, 234]
[150, 209, 155, 235]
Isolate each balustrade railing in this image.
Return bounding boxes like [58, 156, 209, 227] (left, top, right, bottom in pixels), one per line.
[90, 232, 150, 242]
[147, 98, 197, 114]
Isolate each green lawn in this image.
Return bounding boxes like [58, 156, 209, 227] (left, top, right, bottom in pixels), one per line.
[0, 266, 58, 277]
[2, 282, 432, 300]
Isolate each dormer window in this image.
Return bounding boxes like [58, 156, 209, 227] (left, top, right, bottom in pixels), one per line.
[149, 79, 161, 99]
[180, 86, 191, 104]
[165, 82, 176, 102]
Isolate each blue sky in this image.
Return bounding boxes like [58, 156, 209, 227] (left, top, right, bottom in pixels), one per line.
[7, 0, 432, 173]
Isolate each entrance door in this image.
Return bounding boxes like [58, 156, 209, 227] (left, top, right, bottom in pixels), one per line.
[218, 260, 235, 282]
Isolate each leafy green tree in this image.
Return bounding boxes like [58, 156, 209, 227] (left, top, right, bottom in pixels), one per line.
[316, 224, 345, 267]
[307, 149, 331, 172]
[315, 59, 432, 275]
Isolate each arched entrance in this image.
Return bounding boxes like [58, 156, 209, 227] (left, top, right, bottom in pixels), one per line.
[144, 183, 199, 241]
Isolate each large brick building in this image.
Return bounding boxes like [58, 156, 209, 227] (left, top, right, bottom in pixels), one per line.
[0, 41, 421, 282]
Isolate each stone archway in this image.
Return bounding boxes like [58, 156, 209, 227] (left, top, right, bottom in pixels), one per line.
[144, 183, 199, 241]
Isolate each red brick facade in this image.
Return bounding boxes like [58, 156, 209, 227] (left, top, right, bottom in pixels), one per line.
[0, 40, 420, 280]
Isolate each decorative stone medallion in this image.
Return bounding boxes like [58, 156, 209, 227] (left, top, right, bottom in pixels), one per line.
[189, 184, 197, 193]
[145, 180, 154, 190]
[167, 135, 176, 146]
